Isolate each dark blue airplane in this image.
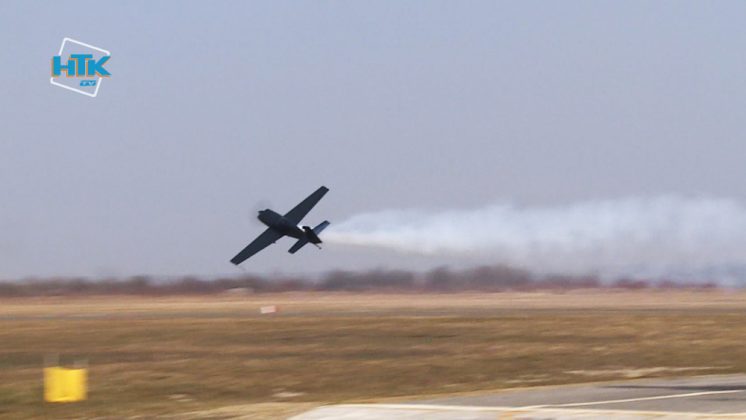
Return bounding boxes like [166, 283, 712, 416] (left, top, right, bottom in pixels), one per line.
[230, 186, 330, 265]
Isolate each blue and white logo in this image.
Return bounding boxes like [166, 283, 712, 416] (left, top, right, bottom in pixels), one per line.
[50, 38, 111, 97]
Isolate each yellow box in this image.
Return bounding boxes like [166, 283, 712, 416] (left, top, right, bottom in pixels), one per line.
[44, 367, 87, 402]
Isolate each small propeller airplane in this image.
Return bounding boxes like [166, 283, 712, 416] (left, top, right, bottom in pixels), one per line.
[230, 186, 330, 265]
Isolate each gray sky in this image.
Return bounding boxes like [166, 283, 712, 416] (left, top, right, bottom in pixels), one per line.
[1, 1, 745, 279]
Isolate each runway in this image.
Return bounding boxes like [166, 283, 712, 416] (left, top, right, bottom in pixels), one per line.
[294, 374, 746, 419]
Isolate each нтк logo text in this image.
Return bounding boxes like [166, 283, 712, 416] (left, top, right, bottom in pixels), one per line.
[52, 54, 110, 77]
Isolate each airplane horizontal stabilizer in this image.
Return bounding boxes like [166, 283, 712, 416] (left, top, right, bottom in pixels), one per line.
[289, 221, 331, 254]
[288, 238, 308, 254]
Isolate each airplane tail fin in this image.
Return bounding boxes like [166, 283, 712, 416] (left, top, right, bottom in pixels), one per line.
[288, 221, 330, 254]
[311, 220, 330, 239]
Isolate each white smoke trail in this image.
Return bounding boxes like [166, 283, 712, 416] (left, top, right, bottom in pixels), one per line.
[325, 196, 746, 282]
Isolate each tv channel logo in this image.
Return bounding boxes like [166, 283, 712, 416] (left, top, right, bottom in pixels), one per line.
[51, 38, 111, 98]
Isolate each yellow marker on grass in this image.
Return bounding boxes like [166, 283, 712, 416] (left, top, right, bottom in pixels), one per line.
[44, 365, 87, 402]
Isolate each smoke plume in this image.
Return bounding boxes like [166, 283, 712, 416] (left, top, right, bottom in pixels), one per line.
[325, 196, 746, 283]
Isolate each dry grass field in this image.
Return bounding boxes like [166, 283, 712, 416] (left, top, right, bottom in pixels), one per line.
[2, 290, 746, 419]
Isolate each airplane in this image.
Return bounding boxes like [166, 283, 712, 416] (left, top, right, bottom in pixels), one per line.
[230, 186, 330, 265]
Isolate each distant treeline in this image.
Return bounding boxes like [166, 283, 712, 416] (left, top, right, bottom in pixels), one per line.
[0, 265, 719, 297]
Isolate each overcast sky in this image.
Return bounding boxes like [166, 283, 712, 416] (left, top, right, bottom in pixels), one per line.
[1, 1, 745, 279]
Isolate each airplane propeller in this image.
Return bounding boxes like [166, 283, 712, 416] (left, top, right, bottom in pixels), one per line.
[250, 199, 273, 225]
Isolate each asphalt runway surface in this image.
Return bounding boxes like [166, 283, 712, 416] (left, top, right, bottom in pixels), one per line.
[295, 374, 746, 419]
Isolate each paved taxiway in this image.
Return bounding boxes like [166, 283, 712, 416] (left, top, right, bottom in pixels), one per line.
[295, 374, 746, 419]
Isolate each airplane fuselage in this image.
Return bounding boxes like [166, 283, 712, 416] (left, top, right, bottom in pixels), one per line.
[258, 209, 304, 239]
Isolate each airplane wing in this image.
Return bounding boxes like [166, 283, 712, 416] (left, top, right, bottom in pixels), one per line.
[283, 186, 329, 225]
[230, 228, 284, 265]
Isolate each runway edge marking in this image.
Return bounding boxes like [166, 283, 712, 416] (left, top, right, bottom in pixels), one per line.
[520, 389, 746, 409]
[295, 403, 746, 417]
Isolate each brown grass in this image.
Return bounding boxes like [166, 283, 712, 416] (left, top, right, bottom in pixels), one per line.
[1, 291, 746, 418]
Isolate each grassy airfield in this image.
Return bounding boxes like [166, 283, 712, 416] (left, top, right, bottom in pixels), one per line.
[2, 291, 746, 419]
